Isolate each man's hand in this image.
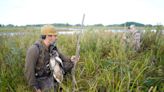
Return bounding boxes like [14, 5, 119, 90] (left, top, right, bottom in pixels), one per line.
[34, 87, 41, 92]
[71, 56, 80, 64]
[36, 89, 41, 92]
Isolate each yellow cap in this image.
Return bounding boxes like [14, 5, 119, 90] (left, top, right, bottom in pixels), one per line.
[41, 25, 57, 35]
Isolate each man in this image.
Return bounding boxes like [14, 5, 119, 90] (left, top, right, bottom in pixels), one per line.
[122, 25, 141, 51]
[25, 25, 78, 92]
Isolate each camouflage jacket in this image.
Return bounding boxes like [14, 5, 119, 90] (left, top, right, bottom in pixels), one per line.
[125, 30, 141, 43]
[124, 30, 141, 50]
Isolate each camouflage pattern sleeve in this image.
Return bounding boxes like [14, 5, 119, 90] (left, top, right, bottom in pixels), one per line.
[134, 31, 141, 50]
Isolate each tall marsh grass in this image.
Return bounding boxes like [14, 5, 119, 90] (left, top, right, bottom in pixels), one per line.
[0, 27, 164, 92]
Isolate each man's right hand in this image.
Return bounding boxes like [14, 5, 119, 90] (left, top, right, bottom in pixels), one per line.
[34, 87, 41, 92]
[36, 89, 41, 92]
[34, 85, 41, 92]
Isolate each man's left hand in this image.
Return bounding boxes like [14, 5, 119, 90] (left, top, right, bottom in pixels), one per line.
[71, 56, 80, 64]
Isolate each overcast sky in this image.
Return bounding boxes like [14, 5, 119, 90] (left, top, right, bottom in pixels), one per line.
[0, 0, 163, 26]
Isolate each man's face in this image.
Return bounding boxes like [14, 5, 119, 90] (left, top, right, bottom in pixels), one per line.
[47, 35, 58, 44]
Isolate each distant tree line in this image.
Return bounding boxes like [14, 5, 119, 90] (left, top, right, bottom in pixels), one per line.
[0, 22, 162, 27]
[107, 22, 153, 27]
[0, 24, 14, 27]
